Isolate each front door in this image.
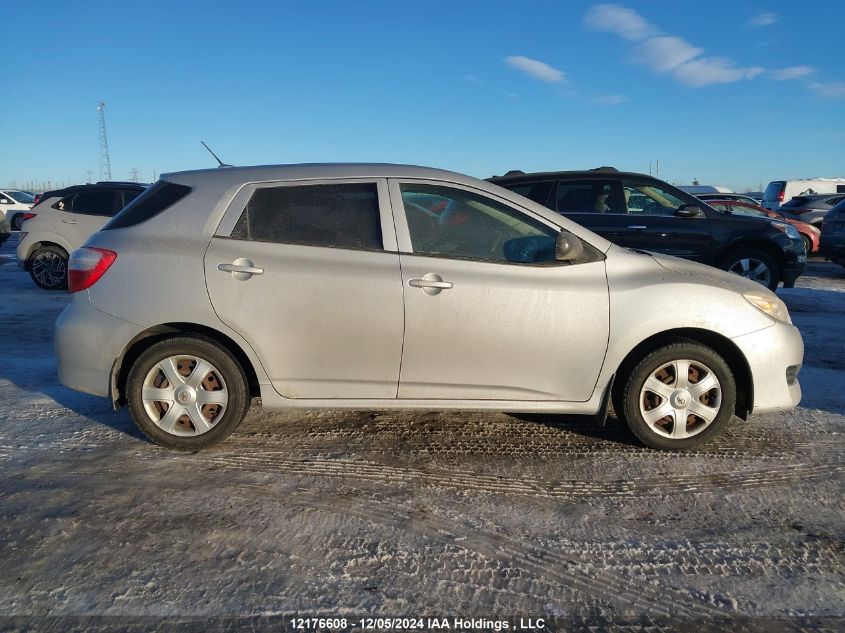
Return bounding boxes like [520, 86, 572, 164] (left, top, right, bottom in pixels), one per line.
[390, 180, 610, 402]
[204, 179, 405, 399]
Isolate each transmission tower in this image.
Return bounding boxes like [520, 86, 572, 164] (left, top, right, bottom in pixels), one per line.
[97, 101, 112, 182]
[129, 168, 141, 182]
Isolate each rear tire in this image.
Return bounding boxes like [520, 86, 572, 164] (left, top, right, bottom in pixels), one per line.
[11, 213, 24, 231]
[718, 248, 779, 291]
[620, 341, 737, 450]
[127, 336, 251, 450]
[28, 245, 68, 290]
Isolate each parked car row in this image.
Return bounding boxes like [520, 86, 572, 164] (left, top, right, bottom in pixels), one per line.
[51, 164, 803, 453]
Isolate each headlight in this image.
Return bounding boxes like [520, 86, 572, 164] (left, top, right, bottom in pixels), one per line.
[770, 221, 801, 240]
[743, 290, 791, 324]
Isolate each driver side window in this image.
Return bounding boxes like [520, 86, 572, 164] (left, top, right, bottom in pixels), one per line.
[623, 180, 689, 216]
[399, 183, 557, 264]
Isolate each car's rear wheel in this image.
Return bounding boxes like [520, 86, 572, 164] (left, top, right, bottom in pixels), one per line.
[11, 213, 24, 231]
[719, 249, 779, 291]
[127, 336, 251, 450]
[619, 341, 737, 450]
[29, 245, 68, 290]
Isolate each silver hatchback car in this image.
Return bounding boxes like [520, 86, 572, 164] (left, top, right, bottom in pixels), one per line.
[55, 164, 803, 450]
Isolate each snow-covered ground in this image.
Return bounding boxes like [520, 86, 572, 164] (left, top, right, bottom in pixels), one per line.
[1, 235, 843, 631]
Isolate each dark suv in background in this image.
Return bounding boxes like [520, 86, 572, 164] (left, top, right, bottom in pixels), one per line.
[490, 168, 806, 290]
[820, 198, 845, 269]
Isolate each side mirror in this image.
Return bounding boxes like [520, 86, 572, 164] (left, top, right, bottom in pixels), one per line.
[676, 204, 702, 217]
[0, 198, 10, 204]
[555, 231, 585, 262]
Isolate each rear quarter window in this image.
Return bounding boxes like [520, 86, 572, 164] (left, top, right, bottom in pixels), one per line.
[103, 181, 191, 230]
[230, 182, 383, 251]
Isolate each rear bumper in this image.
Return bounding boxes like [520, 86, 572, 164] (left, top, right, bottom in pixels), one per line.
[731, 322, 803, 416]
[55, 296, 140, 398]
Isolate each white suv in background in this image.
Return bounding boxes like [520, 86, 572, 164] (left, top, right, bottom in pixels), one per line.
[0, 189, 35, 230]
[17, 182, 146, 289]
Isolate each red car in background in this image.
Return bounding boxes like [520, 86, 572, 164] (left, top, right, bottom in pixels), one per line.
[706, 199, 820, 254]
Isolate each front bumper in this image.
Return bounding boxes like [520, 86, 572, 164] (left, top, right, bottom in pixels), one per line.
[781, 264, 804, 288]
[55, 296, 140, 398]
[731, 322, 803, 416]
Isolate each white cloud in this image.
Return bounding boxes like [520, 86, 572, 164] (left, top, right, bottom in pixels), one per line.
[749, 11, 779, 27]
[584, 4, 657, 41]
[585, 4, 771, 88]
[632, 36, 702, 72]
[592, 94, 629, 106]
[810, 82, 845, 98]
[673, 57, 765, 87]
[771, 65, 816, 80]
[464, 74, 484, 84]
[504, 56, 567, 83]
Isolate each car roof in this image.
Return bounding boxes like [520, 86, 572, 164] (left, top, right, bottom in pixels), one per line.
[41, 182, 149, 198]
[487, 168, 661, 183]
[163, 163, 482, 185]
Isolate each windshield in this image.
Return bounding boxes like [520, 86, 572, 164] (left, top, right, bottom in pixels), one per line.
[7, 191, 34, 203]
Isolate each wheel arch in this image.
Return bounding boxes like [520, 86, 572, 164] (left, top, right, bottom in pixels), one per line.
[22, 240, 69, 270]
[111, 322, 262, 408]
[611, 327, 753, 420]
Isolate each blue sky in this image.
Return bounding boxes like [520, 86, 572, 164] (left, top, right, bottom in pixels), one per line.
[1, 1, 842, 192]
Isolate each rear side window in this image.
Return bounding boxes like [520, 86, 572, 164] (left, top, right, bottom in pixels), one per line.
[69, 190, 120, 216]
[556, 181, 614, 214]
[230, 183, 382, 251]
[103, 181, 191, 230]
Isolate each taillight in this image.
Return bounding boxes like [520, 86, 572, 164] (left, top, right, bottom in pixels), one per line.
[68, 247, 117, 293]
[777, 189, 785, 205]
[22, 212, 37, 221]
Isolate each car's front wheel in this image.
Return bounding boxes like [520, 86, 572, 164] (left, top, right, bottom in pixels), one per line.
[618, 341, 737, 450]
[29, 245, 68, 290]
[127, 336, 251, 450]
[719, 249, 779, 291]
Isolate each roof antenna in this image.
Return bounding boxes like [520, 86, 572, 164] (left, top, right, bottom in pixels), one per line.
[201, 141, 232, 168]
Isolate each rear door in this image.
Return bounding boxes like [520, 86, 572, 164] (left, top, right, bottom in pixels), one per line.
[390, 179, 609, 402]
[52, 189, 119, 249]
[204, 179, 405, 399]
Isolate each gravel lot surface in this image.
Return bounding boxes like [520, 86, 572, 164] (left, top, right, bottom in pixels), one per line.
[1, 235, 843, 631]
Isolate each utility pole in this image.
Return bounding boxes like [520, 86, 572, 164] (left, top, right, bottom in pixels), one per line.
[655, 159, 659, 176]
[85, 170, 93, 184]
[97, 101, 112, 182]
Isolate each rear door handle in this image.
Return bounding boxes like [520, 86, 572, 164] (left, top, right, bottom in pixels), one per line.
[217, 258, 264, 280]
[62, 219, 79, 224]
[627, 225, 648, 230]
[409, 273, 452, 295]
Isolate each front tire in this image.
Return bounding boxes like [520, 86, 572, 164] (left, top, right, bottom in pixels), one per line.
[127, 336, 251, 450]
[620, 341, 737, 450]
[719, 248, 779, 291]
[29, 245, 68, 290]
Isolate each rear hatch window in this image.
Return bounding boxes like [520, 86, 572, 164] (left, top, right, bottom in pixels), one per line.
[103, 181, 191, 230]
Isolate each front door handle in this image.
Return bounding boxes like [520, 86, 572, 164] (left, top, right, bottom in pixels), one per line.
[217, 258, 264, 281]
[62, 219, 79, 224]
[627, 225, 648, 230]
[409, 273, 452, 295]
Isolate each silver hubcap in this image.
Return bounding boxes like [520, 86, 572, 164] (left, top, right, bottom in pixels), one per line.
[639, 359, 722, 440]
[728, 257, 771, 285]
[32, 252, 66, 288]
[141, 355, 228, 436]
